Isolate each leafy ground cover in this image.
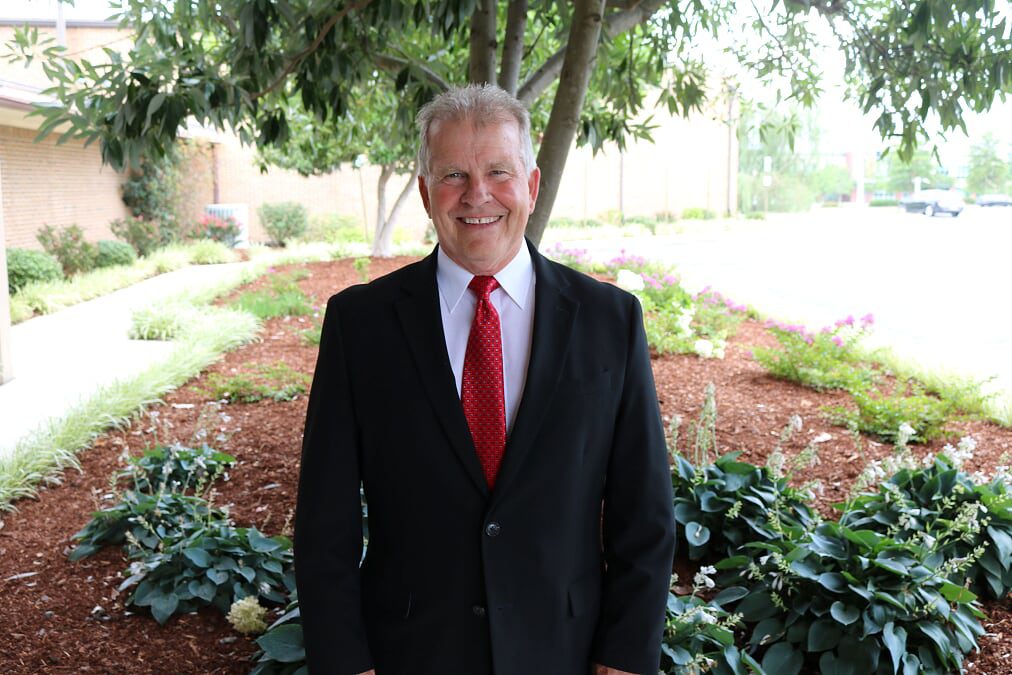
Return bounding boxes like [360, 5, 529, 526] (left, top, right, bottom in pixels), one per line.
[0, 256, 1010, 673]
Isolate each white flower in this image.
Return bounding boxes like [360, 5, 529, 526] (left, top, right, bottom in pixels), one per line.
[226, 596, 268, 634]
[897, 422, 916, 446]
[615, 269, 645, 292]
[693, 339, 714, 358]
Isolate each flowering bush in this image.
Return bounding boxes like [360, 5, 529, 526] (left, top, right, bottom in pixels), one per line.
[753, 314, 876, 392]
[825, 382, 955, 444]
[188, 214, 242, 247]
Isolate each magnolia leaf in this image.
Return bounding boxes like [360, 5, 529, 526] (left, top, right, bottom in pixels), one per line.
[761, 643, 802, 675]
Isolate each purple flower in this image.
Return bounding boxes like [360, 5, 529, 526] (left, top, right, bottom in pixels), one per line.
[832, 336, 844, 347]
[861, 313, 875, 326]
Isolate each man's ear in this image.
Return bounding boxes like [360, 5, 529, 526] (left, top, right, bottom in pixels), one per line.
[418, 174, 431, 216]
[528, 167, 541, 213]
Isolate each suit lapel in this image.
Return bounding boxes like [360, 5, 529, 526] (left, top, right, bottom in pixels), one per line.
[395, 251, 490, 498]
[493, 243, 579, 496]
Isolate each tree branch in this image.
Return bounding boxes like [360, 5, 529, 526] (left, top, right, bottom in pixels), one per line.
[517, 0, 665, 105]
[254, 0, 373, 100]
[468, 0, 498, 84]
[373, 53, 451, 91]
[499, 0, 528, 95]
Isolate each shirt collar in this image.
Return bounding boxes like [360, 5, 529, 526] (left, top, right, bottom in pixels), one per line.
[436, 242, 534, 314]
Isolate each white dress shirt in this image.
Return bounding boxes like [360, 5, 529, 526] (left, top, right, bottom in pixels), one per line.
[436, 244, 536, 434]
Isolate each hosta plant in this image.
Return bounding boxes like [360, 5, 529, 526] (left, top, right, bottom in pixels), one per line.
[251, 589, 307, 675]
[721, 521, 986, 675]
[118, 524, 294, 624]
[120, 442, 235, 493]
[68, 490, 224, 561]
[840, 446, 1012, 599]
[671, 451, 820, 562]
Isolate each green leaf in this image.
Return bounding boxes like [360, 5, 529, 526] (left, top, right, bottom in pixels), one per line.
[872, 557, 909, 576]
[830, 601, 860, 626]
[248, 528, 285, 553]
[808, 618, 843, 652]
[883, 622, 908, 674]
[987, 525, 1012, 563]
[712, 586, 749, 606]
[187, 579, 216, 602]
[149, 593, 179, 625]
[737, 590, 780, 622]
[183, 547, 212, 567]
[818, 572, 848, 593]
[751, 617, 784, 646]
[842, 528, 882, 549]
[255, 624, 306, 663]
[207, 568, 229, 585]
[685, 521, 711, 546]
[761, 642, 802, 675]
[939, 581, 977, 604]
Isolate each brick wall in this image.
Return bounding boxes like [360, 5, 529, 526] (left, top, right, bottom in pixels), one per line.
[1, 125, 129, 250]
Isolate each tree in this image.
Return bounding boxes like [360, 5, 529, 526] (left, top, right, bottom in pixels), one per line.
[257, 75, 421, 257]
[966, 133, 1009, 195]
[7, 0, 1010, 245]
[884, 148, 953, 194]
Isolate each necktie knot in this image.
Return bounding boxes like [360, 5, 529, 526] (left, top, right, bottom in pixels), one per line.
[469, 275, 499, 301]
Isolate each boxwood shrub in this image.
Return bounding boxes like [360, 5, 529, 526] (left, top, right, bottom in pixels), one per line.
[95, 239, 138, 268]
[6, 247, 64, 294]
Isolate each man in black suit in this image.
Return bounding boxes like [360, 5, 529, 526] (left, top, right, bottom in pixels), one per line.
[295, 84, 674, 675]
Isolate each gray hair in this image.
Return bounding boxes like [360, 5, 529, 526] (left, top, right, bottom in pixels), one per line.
[416, 84, 536, 179]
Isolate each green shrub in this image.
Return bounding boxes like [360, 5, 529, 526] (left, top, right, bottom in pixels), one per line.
[721, 520, 986, 675]
[121, 148, 181, 229]
[5, 248, 64, 293]
[662, 587, 757, 674]
[672, 451, 820, 562]
[753, 316, 877, 393]
[36, 224, 98, 276]
[682, 207, 716, 220]
[110, 216, 164, 256]
[300, 213, 365, 244]
[121, 442, 236, 494]
[825, 384, 954, 444]
[841, 448, 1012, 600]
[95, 240, 138, 268]
[259, 202, 308, 246]
[869, 198, 899, 207]
[744, 211, 766, 220]
[185, 240, 236, 265]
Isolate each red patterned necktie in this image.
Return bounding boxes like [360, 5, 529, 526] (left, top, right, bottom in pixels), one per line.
[462, 275, 506, 489]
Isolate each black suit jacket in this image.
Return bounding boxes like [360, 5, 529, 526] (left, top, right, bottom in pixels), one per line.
[295, 241, 675, 675]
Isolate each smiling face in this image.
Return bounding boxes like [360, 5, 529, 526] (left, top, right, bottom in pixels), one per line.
[418, 117, 540, 276]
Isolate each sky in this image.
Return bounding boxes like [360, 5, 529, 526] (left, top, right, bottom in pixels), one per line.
[1, 0, 120, 21]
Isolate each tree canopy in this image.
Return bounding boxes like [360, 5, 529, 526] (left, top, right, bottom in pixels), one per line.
[966, 133, 1010, 195]
[7, 0, 1010, 244]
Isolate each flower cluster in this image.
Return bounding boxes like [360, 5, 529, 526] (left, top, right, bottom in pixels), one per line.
[226, 595, 269, 634]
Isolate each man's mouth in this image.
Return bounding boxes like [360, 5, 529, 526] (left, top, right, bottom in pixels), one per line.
[459, 216, 503, 225]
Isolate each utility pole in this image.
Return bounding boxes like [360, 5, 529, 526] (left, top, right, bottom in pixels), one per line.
[725, 83, 737, 217]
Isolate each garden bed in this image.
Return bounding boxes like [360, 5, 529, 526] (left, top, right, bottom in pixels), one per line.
[0, 256, 1009, 673]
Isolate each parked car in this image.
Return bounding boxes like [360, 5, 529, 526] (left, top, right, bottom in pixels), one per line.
[977, 193, 1011, 207]
[901, 189, 965, 216]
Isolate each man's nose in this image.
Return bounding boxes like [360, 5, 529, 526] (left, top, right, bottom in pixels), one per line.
[462, 176, 491, 205]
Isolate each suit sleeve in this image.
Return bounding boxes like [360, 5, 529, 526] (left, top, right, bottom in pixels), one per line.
[592, 294, 675, 674]
[295, 296, 374, 674]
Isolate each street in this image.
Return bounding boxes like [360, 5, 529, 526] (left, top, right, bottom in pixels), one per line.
[555, 205, 1012, 402]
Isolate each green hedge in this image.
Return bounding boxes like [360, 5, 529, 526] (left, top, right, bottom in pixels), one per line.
[6, 248, 64, 293]
[95, 240, 138, 268]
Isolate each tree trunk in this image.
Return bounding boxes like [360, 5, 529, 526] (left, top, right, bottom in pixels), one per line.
[525, 0, 607, 247]
[499, 0, 528, 95]
[372, 163, 419, 258]
[468, 0, 497, 85]
[373, 164, 394, 254]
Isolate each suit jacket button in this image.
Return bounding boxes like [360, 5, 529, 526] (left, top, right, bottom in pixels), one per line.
[484, 521, 501, 537]
[472, 605, 487, 618]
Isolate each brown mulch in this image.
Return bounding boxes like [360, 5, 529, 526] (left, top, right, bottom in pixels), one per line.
[0, 256, 1009, 673]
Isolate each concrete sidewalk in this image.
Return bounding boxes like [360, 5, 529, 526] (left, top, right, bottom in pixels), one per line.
[0, 262, 249, 458]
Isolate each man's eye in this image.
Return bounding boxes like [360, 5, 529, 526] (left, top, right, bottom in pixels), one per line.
[445, 172, 464, 180]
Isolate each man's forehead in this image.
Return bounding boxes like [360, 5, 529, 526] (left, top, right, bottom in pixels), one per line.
[428, 114, 522, 141]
